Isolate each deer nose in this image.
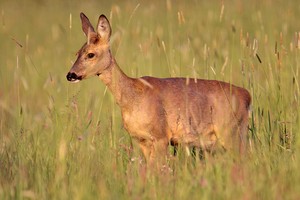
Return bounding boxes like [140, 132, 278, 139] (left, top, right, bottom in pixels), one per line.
[66, 72, 82, 82]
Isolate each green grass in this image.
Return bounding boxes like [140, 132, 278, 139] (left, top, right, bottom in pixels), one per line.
[1, 0, 300, 199]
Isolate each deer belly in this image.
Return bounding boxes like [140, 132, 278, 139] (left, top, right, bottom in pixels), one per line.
[169, 120, 218, 148]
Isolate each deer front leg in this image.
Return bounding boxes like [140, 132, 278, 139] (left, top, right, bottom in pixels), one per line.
[139, 137, 169, 168]
[138, 139, 152, 163]
[149, 138, 169, 165]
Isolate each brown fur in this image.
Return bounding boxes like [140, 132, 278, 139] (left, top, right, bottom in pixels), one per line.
[66, 13, 251, 165]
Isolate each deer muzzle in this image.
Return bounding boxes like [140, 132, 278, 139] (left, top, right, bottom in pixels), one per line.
[66, 72, 83, 82]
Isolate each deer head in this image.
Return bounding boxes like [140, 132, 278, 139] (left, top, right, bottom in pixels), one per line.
[66, 13, 112, 82]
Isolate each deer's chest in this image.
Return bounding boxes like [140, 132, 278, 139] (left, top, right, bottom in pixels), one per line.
[121, 106, 154, 140]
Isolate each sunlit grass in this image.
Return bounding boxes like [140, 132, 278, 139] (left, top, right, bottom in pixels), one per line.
[0, 0, 299, 199]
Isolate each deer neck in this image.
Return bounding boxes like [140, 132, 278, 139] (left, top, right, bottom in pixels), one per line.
[98, 55, 134, 106]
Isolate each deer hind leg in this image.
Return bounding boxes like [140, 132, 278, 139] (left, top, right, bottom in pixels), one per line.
[238, 115, 250, 155]
[221, 116, 249, 156]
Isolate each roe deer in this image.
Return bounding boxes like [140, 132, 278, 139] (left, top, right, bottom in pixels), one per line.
[66, 13, 251, 164]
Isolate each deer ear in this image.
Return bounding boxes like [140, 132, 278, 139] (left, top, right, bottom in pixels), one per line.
[80, 12, 95, 36]
[97, 14, 111, 41]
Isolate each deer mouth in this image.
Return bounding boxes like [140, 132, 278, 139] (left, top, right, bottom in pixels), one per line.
[66, 72, 83, 82]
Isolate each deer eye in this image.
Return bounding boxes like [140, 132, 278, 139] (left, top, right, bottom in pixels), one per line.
[87, 53, 95, 59]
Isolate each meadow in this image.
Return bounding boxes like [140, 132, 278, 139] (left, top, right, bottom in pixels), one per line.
[0, 0, 299, 199]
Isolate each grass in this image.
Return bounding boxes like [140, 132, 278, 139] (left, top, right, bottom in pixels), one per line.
[0, 0, 300, 199]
